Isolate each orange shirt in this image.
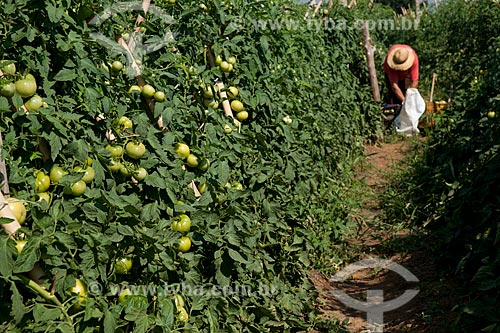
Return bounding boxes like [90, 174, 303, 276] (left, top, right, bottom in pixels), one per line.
[383, 44, 419, 83]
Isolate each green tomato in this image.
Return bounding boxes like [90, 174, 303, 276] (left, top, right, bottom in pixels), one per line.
[0, 82, 16, 97]
[24, 94, 43, 111]
[220, 61, 231, 72]
[15, 77, 37, 98]
[1, 62, 16, 75]
[197, 158, 210, 171]
[109, 159, 122, 173]
[118, 288, 132, 303]
[227, 86, 238, 98]
[186, 154, 199, 168]
[228, 56, 236, 65]
[115, 257, 133, 274]
[74, 166, 95, 183]
[175, 143, 190, 159]
[198, 183, 207, 194]
[175, 200, 187, 214]
[177, 307, 189, 323]
[68, 278, 88, 309]
[35, 173, 51, 193]
[215, 55, 223, 65]
[37, 192, 51, 205]
[125, 141, 146, 159]
[15, 239, 27, 254]
[70, 180, 87, 196]
[236, 111, 249, 121]
[154, 91, 165, 102]
[50, 165, 68, 183]
[111, 60, 124, 72]
[172, 214, 191, 233]
[178, 236, 192, 253]
[119, 164, 131, 177]
[6, 198, 26, 225]
[133, 167, 148, 181]
[118, 116, 133, 129]
[106, 144, 124, 158]
[230, 100, 244, 112]
[142, 84, 155, 98]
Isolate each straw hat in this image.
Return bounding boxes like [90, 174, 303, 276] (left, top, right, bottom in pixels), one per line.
[387, 47, 414, 71]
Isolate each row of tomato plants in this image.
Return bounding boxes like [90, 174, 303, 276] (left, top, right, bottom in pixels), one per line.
[0, 0, 382, 332]
[383, 0, 500, 330]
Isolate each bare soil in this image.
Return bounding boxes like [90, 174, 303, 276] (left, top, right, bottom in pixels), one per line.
[310, 140, 461, 333]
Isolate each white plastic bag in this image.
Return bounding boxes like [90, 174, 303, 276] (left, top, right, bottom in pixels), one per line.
[394, 88, 426, 135]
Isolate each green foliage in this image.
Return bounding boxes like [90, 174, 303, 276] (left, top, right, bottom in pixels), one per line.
[0, 0, 381, 331]
[383, 0, 500, 330]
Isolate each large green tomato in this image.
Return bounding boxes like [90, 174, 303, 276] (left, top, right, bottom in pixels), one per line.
[50, 165, 67, 183]
[70, 180, 87, 196]
[74, 166, 95, 183]
[111, 60, 124, 72]
[175, 143, 190, 159]
[186, 154, 199, 168]
[125, 142, 146, 159]
[142, 84, 155, 98]
[236, 111, 249, 121]
[115, 257, 133, 274]
[106, 144, 123, 158]
[15, 76, 37, 98]
[25, 95, 43, 111]
[178, 236, 192, 252]
[6, 198, 26, 224]
[230, 100, 244, 112]
[172, 214, 191, 233]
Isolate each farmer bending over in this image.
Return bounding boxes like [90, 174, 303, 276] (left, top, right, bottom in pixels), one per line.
[383, 44, 419, 104]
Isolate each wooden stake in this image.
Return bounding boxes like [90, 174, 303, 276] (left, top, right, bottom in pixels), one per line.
[0, 133, 9, 197]
[304, 0, 317, 19]
[429, 73, 436, 102]
[312, 0, 324, 17]
[361, 21, 380, 102]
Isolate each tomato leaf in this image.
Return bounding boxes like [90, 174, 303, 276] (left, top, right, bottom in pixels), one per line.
[33, 303, 63, 322]
[9, 281, 25, 324]
[53, 68, 78, 81]
[227, 248, 247, 263]
[156, 298, 175, 328]
[13, 236, 41, 273]
[103, 308, 118, 333]
[0, 236, 14, 276]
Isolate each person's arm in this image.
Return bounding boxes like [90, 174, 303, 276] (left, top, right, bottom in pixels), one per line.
[409, 80, 418, 89]
[391, 81, 405, 103]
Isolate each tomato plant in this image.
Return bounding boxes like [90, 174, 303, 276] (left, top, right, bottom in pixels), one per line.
[0, 0, 384, 332]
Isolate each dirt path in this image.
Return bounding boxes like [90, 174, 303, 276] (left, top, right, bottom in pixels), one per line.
[311, 140, 460, 333]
